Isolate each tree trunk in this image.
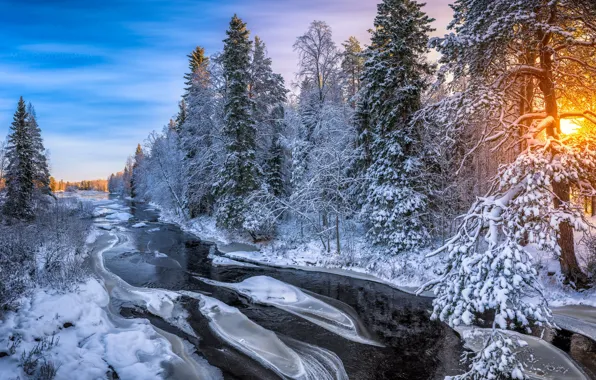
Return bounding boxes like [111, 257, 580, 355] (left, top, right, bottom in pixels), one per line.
[592, 196, 596, 217]
[335, 213, 340, 255]
[553, 181, 587, 288]
[539, 20, 588, 287]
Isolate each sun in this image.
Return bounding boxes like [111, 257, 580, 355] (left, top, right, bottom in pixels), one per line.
[560, 118, 580, 135]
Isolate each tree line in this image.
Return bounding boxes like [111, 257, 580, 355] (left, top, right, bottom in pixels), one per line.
[110, 1, 596, 377]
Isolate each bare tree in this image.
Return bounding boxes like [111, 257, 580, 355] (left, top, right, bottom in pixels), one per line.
[293, 21, 343, 105]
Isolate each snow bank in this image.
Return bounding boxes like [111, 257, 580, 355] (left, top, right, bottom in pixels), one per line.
[0, 279, 190, 380]
[198, 276, 383, 346]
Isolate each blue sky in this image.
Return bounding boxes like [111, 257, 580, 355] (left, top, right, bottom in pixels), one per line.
[0, 0, 451, 181]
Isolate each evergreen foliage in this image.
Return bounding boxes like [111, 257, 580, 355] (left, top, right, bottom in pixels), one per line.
[356, 0, 435, 253]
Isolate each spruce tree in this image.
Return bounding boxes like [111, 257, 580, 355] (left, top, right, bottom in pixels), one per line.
[184, 46, 209, 91]
[215, 15, 261, 229]
[357, 0, 434, 253]
[249, 36, 288, 197]
[26, 103, 51, 197]
[175, 99, 187, 132]
[265, 104, 286, 197]
[3, 97, 36, 220]
[179, 46, 218, 216]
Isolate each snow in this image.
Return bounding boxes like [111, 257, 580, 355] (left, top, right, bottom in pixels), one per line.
[0, 279, 198, 380]
[198, 275, 383, 346]
[456, 327, 589, 380]
[210, 255, 259, 268]
[132, 222, 148, 228]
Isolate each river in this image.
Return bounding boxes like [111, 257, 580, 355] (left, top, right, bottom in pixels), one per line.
[82, 193, 596, 380]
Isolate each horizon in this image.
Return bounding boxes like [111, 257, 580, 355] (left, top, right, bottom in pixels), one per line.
[0, 0, 451, 182]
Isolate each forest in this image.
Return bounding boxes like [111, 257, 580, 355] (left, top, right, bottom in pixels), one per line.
[2, 0, 596, 379]
[104, 1, 596, 377]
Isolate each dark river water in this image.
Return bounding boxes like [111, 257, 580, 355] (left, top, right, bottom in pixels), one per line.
[88, 194, 596, 380]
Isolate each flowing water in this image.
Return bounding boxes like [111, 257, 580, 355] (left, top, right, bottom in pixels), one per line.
[83, 193, 596, 380]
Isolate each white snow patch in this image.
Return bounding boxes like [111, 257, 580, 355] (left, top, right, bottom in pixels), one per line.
[0, 279, 190, 380]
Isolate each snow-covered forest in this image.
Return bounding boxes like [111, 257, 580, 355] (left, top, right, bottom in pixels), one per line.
[2, 0, 596, 379]
[107, 0, 596, 378]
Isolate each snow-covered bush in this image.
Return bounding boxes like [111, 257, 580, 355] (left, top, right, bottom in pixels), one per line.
[0, 226, 35, 312]
[0, 198, 92, 312]
[33, 199, 92, 289]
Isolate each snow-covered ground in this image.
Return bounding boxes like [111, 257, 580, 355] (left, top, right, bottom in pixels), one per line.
[0, 195, 221, 380]
[159, 211, 442, 290]
[0, 278, 208, 380]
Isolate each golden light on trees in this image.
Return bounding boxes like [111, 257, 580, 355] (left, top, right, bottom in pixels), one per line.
[560, 118, 580, 135]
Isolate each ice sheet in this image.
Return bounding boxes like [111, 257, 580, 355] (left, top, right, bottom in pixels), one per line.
[456, 327, 588, 380]
[197, 275, 383, 347]
[181, 291, 306, 378]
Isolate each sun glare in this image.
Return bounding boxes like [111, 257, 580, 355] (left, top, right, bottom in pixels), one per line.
[560, 118, 580, 135]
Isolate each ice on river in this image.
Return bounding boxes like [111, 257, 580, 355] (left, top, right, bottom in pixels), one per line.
[181, 291, 306, 379]
[457, 327, 589, 380]
[197, 275, 383, 347]
[553, 305, 596, 341]
[105, 211, 133, 221]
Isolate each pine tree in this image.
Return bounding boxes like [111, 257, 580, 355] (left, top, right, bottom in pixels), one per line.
[357, 0, 434, 253]
[215, 15, 262, 229]
[26, 103, 51, 197]
[184, 46, 209, 91]
[175, 99, 187, 132]
[3, 97, 36, 220]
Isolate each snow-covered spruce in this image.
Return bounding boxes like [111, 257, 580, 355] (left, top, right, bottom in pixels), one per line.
[355, 0, 434, 253]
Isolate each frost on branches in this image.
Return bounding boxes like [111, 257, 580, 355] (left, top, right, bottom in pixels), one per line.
[422, 117, 596, 378]
[420, 1, 596, 376]
[355, 0, 434, 254]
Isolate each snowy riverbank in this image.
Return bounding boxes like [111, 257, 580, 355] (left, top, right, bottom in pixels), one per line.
[0, 277, 188, 380]
[156, 206, 596, 346]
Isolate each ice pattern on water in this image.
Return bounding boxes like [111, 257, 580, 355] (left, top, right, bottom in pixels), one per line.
[197, 275, 383, 346]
